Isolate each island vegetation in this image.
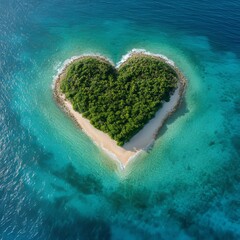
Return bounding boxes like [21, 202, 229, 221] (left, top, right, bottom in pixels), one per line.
[60, 55, 178, 146]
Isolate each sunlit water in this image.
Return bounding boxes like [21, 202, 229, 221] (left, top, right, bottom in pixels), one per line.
[0, 1, 240, 239]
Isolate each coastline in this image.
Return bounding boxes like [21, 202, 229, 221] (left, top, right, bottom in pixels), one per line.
[53, 50, 186, 169]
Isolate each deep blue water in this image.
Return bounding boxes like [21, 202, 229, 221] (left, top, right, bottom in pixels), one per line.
[0, 1, 240, 239]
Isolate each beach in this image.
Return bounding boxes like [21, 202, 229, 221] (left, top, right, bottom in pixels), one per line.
[54, 50, 186, 168]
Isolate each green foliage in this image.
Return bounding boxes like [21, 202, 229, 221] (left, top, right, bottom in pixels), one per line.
[60, 55, 178, 145]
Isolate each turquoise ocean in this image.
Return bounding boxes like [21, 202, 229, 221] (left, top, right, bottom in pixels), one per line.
[0, 1, 240, 239]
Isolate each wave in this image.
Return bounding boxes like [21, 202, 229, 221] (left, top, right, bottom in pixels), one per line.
[116, 48, 175, 68]
[51, 53, 114, 89]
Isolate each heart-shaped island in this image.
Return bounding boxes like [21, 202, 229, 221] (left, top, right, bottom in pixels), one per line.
[54, 50, 186, 168]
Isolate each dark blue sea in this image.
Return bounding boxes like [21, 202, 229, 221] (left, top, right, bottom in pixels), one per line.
[0, 0, 240, 239]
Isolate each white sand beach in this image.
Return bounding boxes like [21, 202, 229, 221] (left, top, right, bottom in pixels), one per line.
[54, 51, 186, 169]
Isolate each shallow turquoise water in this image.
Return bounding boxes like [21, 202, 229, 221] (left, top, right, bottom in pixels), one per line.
[1, 1, 240, 239]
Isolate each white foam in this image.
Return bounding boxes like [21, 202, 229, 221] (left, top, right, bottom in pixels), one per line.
[116, 48, 175, 68]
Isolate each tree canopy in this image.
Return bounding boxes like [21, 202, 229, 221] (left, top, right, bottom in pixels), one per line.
[60, 55, 178, 145]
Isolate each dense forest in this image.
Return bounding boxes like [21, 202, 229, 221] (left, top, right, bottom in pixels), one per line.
[60, 55, 178, 145]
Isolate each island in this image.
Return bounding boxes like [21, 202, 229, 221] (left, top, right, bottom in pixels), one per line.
[54, 50, 186, 168]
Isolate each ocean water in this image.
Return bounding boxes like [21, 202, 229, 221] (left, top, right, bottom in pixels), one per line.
[0, 0, 240, 239]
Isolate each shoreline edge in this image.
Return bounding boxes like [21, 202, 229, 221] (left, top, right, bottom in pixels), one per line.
[53, 49, 187, 169]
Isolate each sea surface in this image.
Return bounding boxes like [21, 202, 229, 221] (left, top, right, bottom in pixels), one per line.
[0, 1, 240, 239]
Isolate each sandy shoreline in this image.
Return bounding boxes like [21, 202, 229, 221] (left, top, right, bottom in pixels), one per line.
[54, 50, 186, 169]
